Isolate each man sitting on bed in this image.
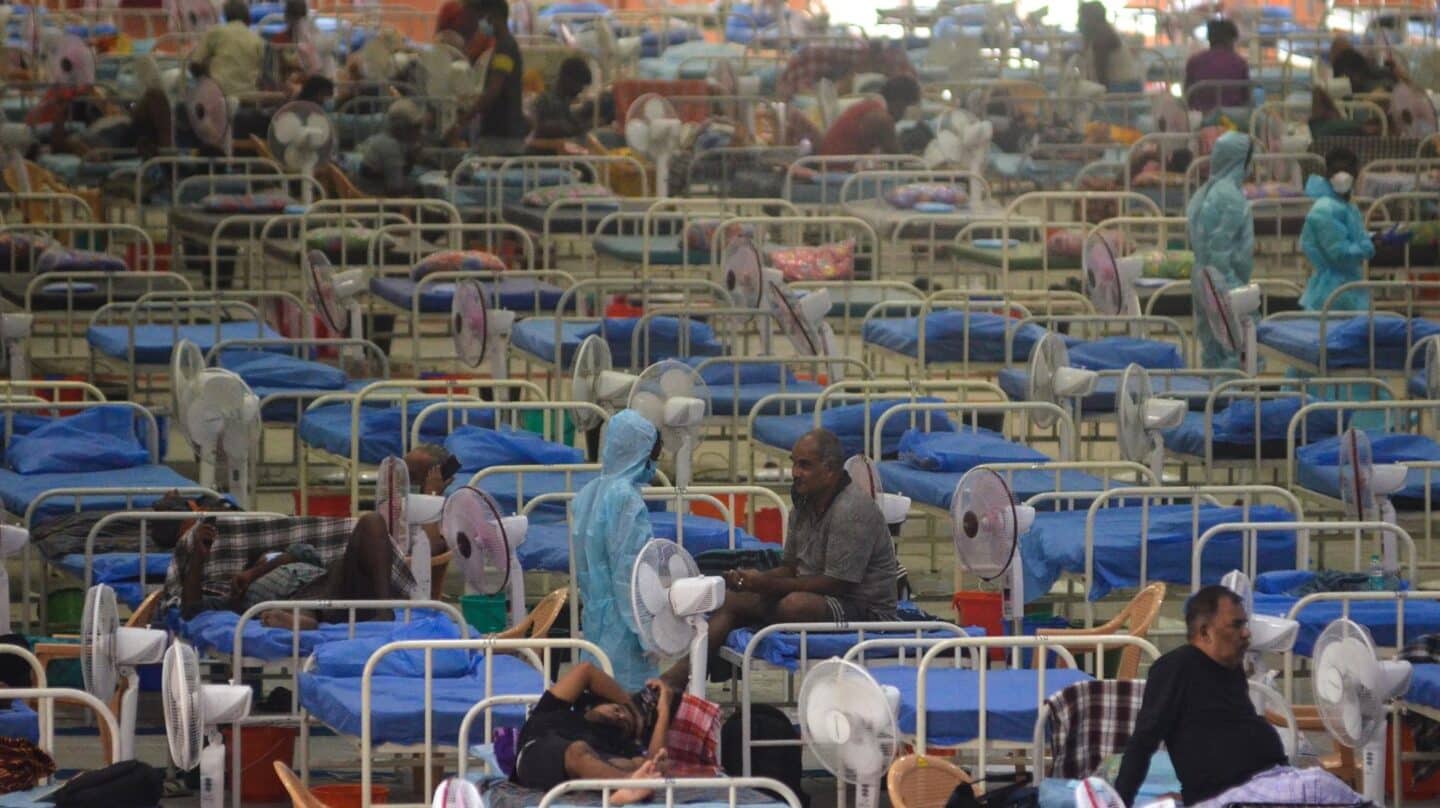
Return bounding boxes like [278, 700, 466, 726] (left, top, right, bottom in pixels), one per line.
[162, 445, 454, 627]
[512, 661, 670, 804]
[661, 428, 899, 689]
[1114, 585, 1363, 807]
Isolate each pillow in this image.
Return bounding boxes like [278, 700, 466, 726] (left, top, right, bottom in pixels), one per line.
[5, 406, 151, 474]
[200, 192, 295, 213]
[1244, 181, 1303, 200]
[0, 232, 58, 272]
[1135, 248, 1194, 280]
[410, 250, 507, 281]
[767, 239, 855, 282]
[443, 425, 585, 472]
[310, 616, 469, 678]
[35, 245, 127, 273]
[519, 182, 617, 208]
[898, 426, 1046, 472]
[682, 219, 754, 253]
[1047, 228, 1128, 259]
[304, 226, 394, 254]
[883, 183, 967, 210]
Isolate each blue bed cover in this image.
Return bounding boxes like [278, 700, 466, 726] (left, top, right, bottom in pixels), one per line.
[510, 317, 724, 369]
[87, 322, 284, 363]
[520, 513, 769, 572]
[872, 666, 1093, 746]
[168, 608, 464, 661]
[1252, 570, 1440, 656]
[1407, 663, 1440, 709]
[1295, 431, 1440, 509]
[369, 277, 567, 315]
[1161, 398, 1343, 459]
[751, 398, 956, 458]
[1256, 317, 1440, 370]
[298, 401, 495, 464]
[862, 312, 1183, 368]
[998, 371, 1216, 414]
[0, 465, 204, 524]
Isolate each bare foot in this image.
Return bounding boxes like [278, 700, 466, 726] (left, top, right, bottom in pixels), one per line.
[609, 758, 660, 805]
[261, 610, 318, 631]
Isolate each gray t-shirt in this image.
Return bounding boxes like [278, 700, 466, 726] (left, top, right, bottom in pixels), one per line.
[783, 478, 899, 619]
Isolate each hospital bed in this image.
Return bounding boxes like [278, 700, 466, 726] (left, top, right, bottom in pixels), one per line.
[1256, 280, 1440, 381]
[782, 154, 927, 214]
[1355, 158, 1440, 200]
[1363, 191, 1440, 282]
[86, 289, 304, 401]
[0, 646, 44, 745]
[165, 171, 325, 288]
[118, 155, 282, 232]
[1408, 335, 1439, 400]
[589, 198, 801, 281]
[0, 685, 119, 802]
[837, 169, 1003, 278]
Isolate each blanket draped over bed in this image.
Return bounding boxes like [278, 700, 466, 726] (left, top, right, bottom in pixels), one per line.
[1402, 634, 1440, 780]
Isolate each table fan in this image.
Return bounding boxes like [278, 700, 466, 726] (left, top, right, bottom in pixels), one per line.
[1219, 569, 1298, 690]
[1312, 617, 1413, 803]
[844, 454, 911, 530]
[628, 360, 710, 490]
[0, 524, 25, 633]
[624, 93, 685, 197]
[163, 642, 252, 808]
[922, 109, 993, 200]
[0, 310, 34, 381]
[303, 249, 370, 365]
[571, 334, 638, 432]
[170, 340, 261, 508]
[798, 658, 900, 808]
[708, 57, 761, 131]
[268, 100, 334, 205]
[185, 76, 234, 157]
[1152, 93, 1190, 134]
[82, 583, 167, 761]
[722, 234, 780, 312]
[1390, 81, 1439, 139]
[766, 280, 839, 380]
[1195, 264, 1263, 375]
[47, 34, 94, 86]
[1338, 426, 1406, 576]
[442, 486, 529, 627]
[376, 455, 443, 600]
[951, 467, 1035, 636]
[1117, 363, 1185, 482]
[1027, 332, 1097, 430]
[453, 278, 513, 387]
[630, 538, 724, 696]
[433, 777, 483, 808]
[1083, 234, 1143, 318]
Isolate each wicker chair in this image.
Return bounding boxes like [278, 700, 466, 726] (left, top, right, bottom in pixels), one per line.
[888, 753, 973, 808]
[495, 588, 569, 640]
[1034, 582, 1166, 679]
[274, 761, 327, 808]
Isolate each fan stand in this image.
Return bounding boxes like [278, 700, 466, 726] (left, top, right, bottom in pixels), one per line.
[0, 526, 26, 633]
[345, 301, 366, 366]
[1238, 315, 1258, 376]
[1, 312, 32, 380]
[685, 613, 709, 697]
[674, 432, 696, 491]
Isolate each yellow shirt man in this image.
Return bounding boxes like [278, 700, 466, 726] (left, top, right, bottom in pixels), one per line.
[192, 20, 264, 97]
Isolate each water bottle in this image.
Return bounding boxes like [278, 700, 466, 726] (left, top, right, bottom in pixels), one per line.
[1368, 554, 1386, 591]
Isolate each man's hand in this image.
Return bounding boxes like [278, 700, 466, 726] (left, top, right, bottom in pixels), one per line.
[645, 679, 673, 714]
[422, 465, 446, 496]
[192, 523, 218, 561]
[724, 568, 769, 594]
[230, 568, 256, 599]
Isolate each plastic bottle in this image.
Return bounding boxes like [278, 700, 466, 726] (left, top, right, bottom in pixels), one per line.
[1368, 554, 1386, 591]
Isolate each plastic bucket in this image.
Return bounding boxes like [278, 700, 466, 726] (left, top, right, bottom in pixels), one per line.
[312, 784, 390, 808]
[46, 588, 85, 632]
[462, 593, 508, 635]
[294, 488, 353, 517]
[689, 495, 784, 545]
[220, 725, 297, 803]
[952, 591, 1004, 661]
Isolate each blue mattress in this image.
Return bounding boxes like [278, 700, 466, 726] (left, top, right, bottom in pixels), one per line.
[510, 317, 724, 369]
[1256, 317, 1440, 370]
[444, 426, 584, 475]
[1295, 432, 1440, 509]
[723, 624, 982, 670]
[1406, 663, 1440, 709]
[751, 398, 955, 458]
[0, 465, 203, 525]
[519, 513, 767, 572]
[997, 371, 1216, 413]
[1252, 571, 1440, 656]
[218, 350, 369, 422]
[1021, 504, 1297, 602]
[0, 701, 38, 744]
[862, 313, 1183, 368]
[786, 173, 852, 206]
[870, 666, 1093, 746]
[169, 608, 461, 661]
[299, 401, 494, 464]
[450, 471, 598, 523]
[368, 277, 567, 314]
[87, 322, 285, 364]
[298, 654, 543, 745]
[592, 234, 707, 266]
[879, 463, 1107, 511]
[1161, 398, 1343, 459]
[55, 552, 170, 584]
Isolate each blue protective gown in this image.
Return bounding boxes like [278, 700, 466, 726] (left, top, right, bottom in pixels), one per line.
[1299, 173, 1376, 312]
[573, 409, 659, 690]
[1187, 131, 1256, 369]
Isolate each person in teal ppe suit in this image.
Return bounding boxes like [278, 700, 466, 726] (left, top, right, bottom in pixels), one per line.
[573, 409, 662, 691]
[1187, 130, 1255, 369]
[1300, 147, 1375, 312]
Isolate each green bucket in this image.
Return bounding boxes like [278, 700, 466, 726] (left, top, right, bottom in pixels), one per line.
[461, 593, 508, 635]
[520, 410, 575, 448]
[47, 588, 85, 633]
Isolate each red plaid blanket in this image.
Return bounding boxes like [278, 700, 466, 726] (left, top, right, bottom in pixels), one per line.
[666, 693, 722, 776]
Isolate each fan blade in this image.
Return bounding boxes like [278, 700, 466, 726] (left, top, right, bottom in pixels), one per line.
[273, 110, 302, 143]
[636, 564, 669, 616]
[658, 366, 695, 398]
[630, 390, 664, 426]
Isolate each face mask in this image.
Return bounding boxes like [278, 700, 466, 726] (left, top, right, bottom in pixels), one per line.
[476, 18, 494, 36]
[1330, 171, 1354, 195]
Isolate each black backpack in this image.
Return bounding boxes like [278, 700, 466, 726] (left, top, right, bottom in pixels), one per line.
[44, 760, 163, 808]
[721, 704, 809, 808]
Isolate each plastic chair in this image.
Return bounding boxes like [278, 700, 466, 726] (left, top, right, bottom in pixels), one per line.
[1035, 582, 1166, 679]
[495, 588, 568, 640]
[888, 753, 973, 808]
[273, 761, 327, 808]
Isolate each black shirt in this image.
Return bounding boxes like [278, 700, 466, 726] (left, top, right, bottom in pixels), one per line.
[479, 35, 527, 140]
[1114, 645, 1287, 806]
[518, 691, 642, 758]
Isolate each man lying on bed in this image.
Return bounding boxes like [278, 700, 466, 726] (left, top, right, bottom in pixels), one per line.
[661, 428, 899, 688]
[1114, 585, 1364, 807]
[161, 445, 454, 628]
[511, 661, 670, 805]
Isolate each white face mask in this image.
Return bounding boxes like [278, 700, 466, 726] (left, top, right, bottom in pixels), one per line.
[1330, 171, 1354, 195]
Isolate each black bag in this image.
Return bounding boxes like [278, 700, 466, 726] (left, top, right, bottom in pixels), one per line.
[946, 773, 1037, 808]
[0, 634, 33, 689]
[44, 760, 164, 808]
[695, 548, 783, 576]
[721, 705, 809, 808]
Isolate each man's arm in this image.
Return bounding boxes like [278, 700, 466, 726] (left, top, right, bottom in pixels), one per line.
[863, 108, 900, 154]
[744, 571, 848, 597]
[644, 679, 673, 760]
[1114, 658, 1182, 805]
[548, 661, 632, 705]
[469, 49, 515, 120]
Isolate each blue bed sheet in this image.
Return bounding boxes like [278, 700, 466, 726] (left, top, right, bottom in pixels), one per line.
[722, 624, 983, 670]
[444, 425, 584, 473]
[0, 701, 38, 744]
[519, 513, 767, 572]
[1161, 398, 1343, 459]
[879, 462, 1107, 511]
[87, 322, 285, 363]
[299, 401, 494, 464]
[167, 608, 463, 661]
[1407, 663, 1440, 709]
[998, 370, 1217, 413]
[1021, 504, 1297, 602]
[1295, 431, 1440, 509]
[1256, 317, 1440, 370]
[863, 311, 1047, 364]
[298, 654, 543, 745]
[218, 350, 366, 422]
[751, 398, 956, 457]
[369, 277, 567, 314]
[593, 235, 707, 266]
[450, 471, 598, 522]
[0, 465, 204, 524]
[510, 317, 724, 369]
[1252, 571, 1440, 656]
[870, 666, 1093, 746]
[55, 552, 171, 584]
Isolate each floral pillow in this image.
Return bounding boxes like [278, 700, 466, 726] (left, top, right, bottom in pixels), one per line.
[1046, 228, 1128, 259]
[305, 226, 395, 255]
[1136, 248, 1194, 280]
[0, 232, 59, 272]
[35, 245, 128, 273]
[883, 183, 967, 210]
[410, 250, 508, 281]
[200, 192, 295, 213]
[1244, 182, 1303, 200]
[682, 219, 754, 253]
[520, 183, 617, 207]
[767, 239, 856, 282]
